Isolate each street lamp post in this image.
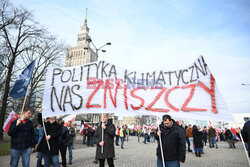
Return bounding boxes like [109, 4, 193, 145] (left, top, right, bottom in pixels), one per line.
[84, 38, 111, 153]
[84, 38, 111, 61]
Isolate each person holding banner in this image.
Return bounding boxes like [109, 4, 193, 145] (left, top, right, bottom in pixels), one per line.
[94, 114, 116, 167]
[8, 107, 37, 167]
[37, 109, 61, 167]
[242, 120, 250, 157]
[156, 115, 186, 167]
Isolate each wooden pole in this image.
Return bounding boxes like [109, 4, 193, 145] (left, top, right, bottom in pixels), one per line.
[101, 112, 104, 153]
[157, 116, 166, 167]
[20, 85, 30, 115]
[42, 117, 51, 151]
[239, 133, 250, 166]
[235, 122, 250, 166]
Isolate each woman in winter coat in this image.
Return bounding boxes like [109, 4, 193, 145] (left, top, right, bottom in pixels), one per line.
[193, 125, 203, 157]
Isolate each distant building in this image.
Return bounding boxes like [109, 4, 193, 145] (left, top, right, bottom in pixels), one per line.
[118, 116, 140, 126]
[64, 8, 100, 123]
[65, 8, 97, 67]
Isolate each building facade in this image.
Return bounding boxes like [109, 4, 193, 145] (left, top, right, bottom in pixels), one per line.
[65, 8, 97, 67]
[65, 9, 99, 123]
[118, 116, 140, 126]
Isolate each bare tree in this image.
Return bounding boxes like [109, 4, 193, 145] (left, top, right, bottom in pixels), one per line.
[0, 0, 22, 30]
[0, 0, 45, 140]
[22, 36, 66, 113]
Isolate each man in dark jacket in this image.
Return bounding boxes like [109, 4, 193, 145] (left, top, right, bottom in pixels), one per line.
[208, 126, 218, 149]
[156, 115, 186, 167]
[242, 121, 250, 157]
[87, 126, 94, 147]
[202, 126, 208, 146]
[37, 109, 61, 167]
[95, 114, 116, 167]
[58, 119, 70, 167]
[8, 107, 37, 167]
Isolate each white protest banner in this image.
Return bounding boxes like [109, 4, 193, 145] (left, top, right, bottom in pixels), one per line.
[42, 56, 235, 122]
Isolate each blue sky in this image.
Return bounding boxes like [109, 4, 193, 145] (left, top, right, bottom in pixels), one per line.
[13, 0, 250, 114]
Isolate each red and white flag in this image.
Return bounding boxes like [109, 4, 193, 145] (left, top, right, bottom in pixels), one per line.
[63, 114, 76, 126]
[80, 124, 84, 135]
[3, 110, 18, 133]
[80, 122, 89, 135]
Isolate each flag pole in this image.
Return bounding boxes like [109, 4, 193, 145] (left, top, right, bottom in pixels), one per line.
[157, 115, 166, 167]
[101, 112, 104, 153]
[235, 122, 250, 166]
[40, 107, 50, 151]
[239, 132, 250, 166]
[20, 85, 30, 115]
[42, 117, 51, 151]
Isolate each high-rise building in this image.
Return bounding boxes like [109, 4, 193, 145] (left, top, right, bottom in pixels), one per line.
[65, 9, 117, 125]
[65, 8, 97, 67]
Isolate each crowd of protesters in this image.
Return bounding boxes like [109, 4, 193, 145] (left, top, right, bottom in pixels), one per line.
[6, 107, 250, 167]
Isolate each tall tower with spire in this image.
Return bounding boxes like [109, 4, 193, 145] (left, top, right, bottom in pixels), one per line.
[65, 8, 97, 67]
[65, 8, 102, 124]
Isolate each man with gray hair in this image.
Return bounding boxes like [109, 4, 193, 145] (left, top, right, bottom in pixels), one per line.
[95, 114, 116, 167]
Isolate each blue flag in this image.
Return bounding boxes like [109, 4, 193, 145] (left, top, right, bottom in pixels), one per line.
[9, 60, 36, 99]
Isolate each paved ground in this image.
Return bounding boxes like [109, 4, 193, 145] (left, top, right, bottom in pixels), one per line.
[0, 136, 249, 167]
